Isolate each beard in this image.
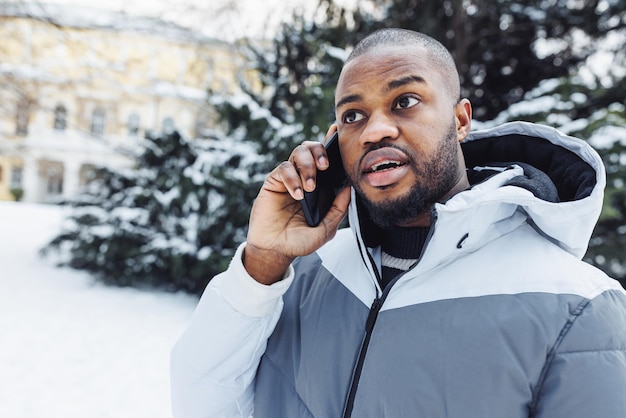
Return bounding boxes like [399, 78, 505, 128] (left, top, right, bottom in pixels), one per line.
[351, 120, 461, 229]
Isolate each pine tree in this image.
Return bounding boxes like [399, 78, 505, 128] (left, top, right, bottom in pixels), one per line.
[234, 3, 352, 148]
[43, 131, 264, 294]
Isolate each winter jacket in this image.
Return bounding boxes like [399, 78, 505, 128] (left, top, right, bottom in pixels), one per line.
[171, 122, 626, 418]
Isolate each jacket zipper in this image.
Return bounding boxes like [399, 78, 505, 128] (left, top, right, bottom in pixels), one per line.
[342, 294, 384, 418]
[342, 208, 439, 417]
[341, 241, 383, 418]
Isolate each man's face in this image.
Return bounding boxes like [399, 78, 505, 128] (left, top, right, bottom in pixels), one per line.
[334, 45, 470, 227]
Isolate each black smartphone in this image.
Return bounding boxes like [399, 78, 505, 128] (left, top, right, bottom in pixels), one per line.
[301, 132, 348, 227]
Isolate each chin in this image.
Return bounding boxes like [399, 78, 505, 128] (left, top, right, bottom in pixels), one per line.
[361, 181, 409, 202]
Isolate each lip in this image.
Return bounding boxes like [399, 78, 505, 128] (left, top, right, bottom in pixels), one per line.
[360, 147, 410, 188]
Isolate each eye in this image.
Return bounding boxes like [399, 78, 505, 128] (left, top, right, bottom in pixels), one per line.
[394, 96, 420, 110]
[343, 110, 365, 124]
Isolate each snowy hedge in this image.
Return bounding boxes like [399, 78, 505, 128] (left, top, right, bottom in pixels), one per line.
[43, 131, 267, 294]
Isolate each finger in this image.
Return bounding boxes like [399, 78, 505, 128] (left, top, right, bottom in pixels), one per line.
[304, 140, 330, 171]
[290, 142, 325, 192]
[266, 161, 305, 200]
[298, 140, 329, 169]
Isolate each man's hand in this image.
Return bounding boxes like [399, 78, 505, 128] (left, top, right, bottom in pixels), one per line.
[244, 129, 351, 285]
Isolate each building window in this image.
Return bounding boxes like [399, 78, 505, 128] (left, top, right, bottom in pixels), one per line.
[162, 117, 175, 135]
[54, 104, 68, 130]
[10, 166, 23, 188]
[46, 166, 63, 195]
[15, 99, 30, 136]
[91, 107, 106, 136]
[127, 112, 140, 136]
[79, 164, 98, 187]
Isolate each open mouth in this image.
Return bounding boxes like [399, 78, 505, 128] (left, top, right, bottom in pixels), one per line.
[365, 160, 406, 173]
[361, 146, 410, 174]
[360, 147, 411, 188]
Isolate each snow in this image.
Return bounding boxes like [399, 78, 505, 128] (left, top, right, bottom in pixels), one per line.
[9, 0, 349, 42]
[0, 201, 198, 418]
[152, 81, 208, 101]
[324, 44, 349, 62]
[589, 125, 626, 149]
[0, 2, 212, 43]
[222, 93, 285, 130]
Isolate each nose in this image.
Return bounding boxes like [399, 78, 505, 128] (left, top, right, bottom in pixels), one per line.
[359, 111, 399, 146]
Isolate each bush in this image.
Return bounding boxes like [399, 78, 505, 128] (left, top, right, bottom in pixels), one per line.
[43, 131, 266, 294]
[10, 187, 23, 201]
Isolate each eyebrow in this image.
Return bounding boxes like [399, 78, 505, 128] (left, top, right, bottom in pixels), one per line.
[335, 94, 362, 110]
[335, 75, 427, 110]
[386, 75, 427, 91]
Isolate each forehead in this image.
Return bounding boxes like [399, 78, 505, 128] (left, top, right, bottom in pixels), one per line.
[335, 45, 445, 103]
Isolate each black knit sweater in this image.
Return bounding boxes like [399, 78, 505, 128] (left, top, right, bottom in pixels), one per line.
[379, 226, 430, 290]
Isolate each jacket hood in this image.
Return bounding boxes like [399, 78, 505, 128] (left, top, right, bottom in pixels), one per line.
[348, 121, 605, 262]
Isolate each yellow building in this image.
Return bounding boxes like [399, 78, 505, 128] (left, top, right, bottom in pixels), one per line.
[0, 2, 245, 203]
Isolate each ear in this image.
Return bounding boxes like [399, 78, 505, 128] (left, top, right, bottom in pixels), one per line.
[454, 99, 472, 142]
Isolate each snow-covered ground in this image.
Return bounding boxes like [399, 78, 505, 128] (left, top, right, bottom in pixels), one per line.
[0, 202, 198, 417]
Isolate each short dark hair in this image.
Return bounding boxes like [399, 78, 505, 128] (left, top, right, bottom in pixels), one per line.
[347, 28, 461, 102]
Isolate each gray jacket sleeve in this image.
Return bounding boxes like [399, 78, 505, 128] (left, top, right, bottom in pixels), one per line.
[530, 288, 626, 417]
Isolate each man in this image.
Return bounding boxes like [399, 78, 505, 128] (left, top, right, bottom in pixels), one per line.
[171, 28, 626, 417]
